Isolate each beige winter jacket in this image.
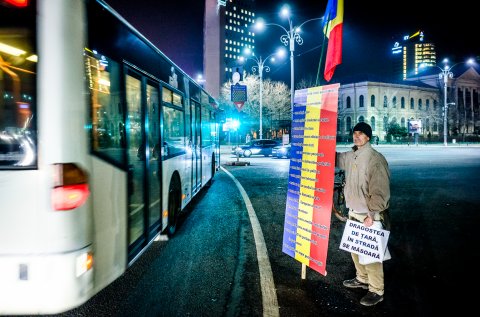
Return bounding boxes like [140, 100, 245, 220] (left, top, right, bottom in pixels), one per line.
[336, 142, 390, 215]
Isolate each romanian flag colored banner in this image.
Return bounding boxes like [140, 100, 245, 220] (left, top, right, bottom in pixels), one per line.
[282, 84, 339, 276]
[323, 0, 343, 82]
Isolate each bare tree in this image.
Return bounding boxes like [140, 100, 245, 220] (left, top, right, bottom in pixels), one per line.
[219, 73, 291, 132]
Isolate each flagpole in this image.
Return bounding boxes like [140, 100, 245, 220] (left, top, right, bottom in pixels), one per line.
[315, 25, 329, 86]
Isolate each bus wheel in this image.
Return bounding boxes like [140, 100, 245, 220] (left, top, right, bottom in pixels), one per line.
[167, 177, 181, 237]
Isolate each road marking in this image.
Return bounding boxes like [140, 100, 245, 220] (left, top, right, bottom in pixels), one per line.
[220, 166, 280, 317]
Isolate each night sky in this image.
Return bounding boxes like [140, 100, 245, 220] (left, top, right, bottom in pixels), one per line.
[105, 0, 478, 85]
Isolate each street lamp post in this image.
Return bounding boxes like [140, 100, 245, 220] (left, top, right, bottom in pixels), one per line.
[256, 6, 322, 113]
[431, 58, 474, 146]
[243, 49, 285, 139]
[439, 66, 453, 146]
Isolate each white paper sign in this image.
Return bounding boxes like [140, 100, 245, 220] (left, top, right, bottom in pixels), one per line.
[340, 219, 390, 264]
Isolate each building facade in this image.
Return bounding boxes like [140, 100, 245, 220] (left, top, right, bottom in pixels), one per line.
[407, 66, 480, 137]
[337, 81, 440, 142]
[204, 0, 255, 98]
[338, 66, 480, 142]
[391, 30, 436, 81]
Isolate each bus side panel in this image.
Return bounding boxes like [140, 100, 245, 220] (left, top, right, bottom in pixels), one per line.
[90, 157, 128, 293]
[182, 142, 193, 206]
[201, 145, 214, 186]
[0, 171, 39, 252]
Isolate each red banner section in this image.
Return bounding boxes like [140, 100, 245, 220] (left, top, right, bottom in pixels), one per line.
[282, 84, 339, 276]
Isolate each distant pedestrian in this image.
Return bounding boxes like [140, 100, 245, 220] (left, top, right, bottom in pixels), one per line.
[336, 122, 391, 306]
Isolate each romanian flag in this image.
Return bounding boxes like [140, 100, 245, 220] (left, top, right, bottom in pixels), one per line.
[323, 0, 343, 82]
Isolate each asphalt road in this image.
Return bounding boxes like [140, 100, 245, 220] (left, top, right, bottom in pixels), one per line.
[220, 145, 480, 316]
[54, 145, 480, 317]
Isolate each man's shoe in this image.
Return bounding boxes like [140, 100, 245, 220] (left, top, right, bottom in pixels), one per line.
[343, 278, 368, 289]
[360, 291, 384, 306]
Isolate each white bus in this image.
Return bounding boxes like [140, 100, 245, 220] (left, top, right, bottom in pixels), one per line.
[0, 0, 220, 314]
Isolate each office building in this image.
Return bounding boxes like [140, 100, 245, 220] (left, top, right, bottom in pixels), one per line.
[391, 30, 436, 81]
[204, 0, 255, 98]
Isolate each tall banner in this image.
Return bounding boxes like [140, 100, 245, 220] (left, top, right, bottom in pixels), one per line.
[282, 84, 340, 276]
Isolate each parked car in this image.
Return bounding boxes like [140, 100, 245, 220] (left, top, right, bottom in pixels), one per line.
[231, 139, 281, 157]
[272, 143, 291, 158]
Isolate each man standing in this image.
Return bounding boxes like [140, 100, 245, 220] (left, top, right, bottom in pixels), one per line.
[336, 122, 391, 306]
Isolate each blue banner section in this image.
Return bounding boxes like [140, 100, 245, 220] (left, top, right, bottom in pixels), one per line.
[282, 94, 307, 258]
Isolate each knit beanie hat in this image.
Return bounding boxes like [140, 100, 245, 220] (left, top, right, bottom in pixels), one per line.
[353, 122, 372, 139]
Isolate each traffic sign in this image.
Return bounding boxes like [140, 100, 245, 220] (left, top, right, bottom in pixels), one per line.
[231, 83, 247, 112]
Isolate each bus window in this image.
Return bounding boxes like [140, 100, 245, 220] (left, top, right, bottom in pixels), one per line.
[162, 87, 185, 157]
[163, 106, 185, 157]
[85, 50, 125, 165]
[0, 8, 37, 169]
[201, 109, 213, 148]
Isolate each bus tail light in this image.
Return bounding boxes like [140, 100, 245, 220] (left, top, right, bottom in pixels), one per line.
[51, 163, 90, 211]
[2, 0, 29, 7]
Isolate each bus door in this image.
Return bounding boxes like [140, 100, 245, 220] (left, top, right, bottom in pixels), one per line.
[146, 81, 161, 238]
[125, 72, 145, 258]
[125, 69, 161, 259]
[192, 100, 202, 192]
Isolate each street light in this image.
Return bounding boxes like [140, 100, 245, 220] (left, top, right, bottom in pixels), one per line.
[255, 5, 323, 114]
[425, 58, 474, 146]
[195, 74, 205, 87]
[241, 48, 286, 139]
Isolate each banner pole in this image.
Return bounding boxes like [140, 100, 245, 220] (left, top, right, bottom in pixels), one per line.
[301, 263, 306, 279]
